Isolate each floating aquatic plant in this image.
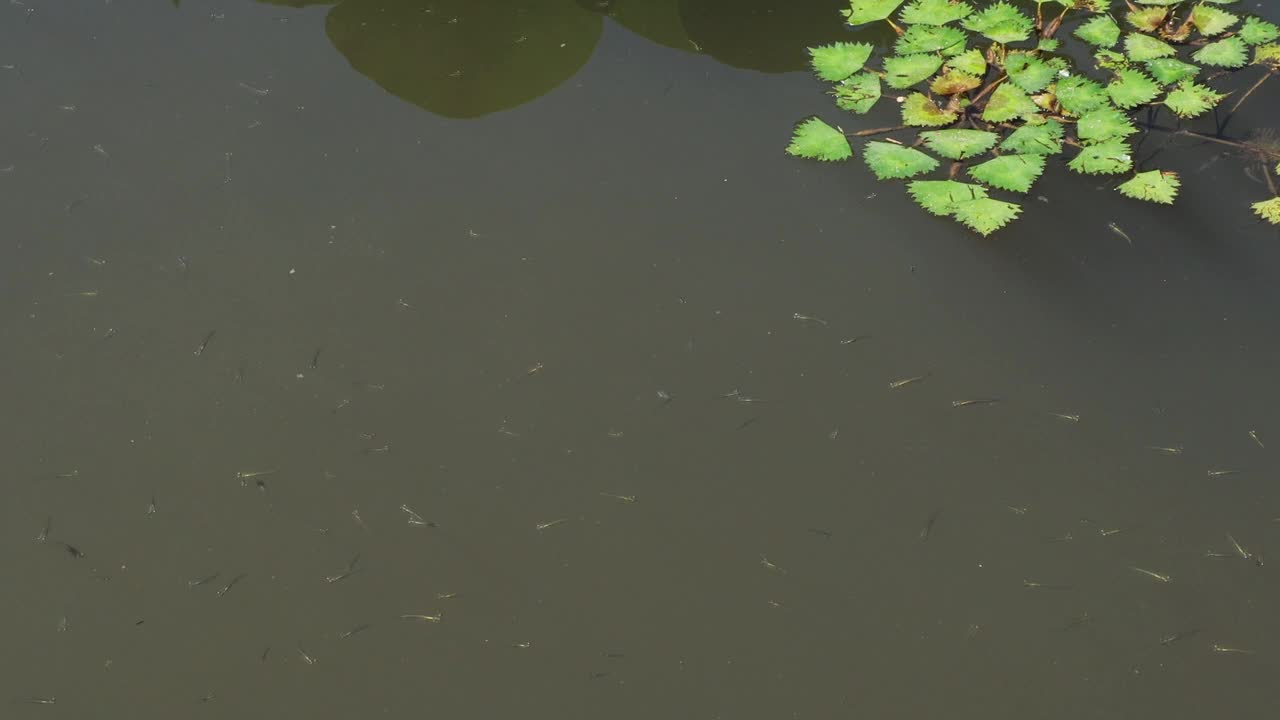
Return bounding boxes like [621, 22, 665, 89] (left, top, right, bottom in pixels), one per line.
[787, 0, 1280, 235]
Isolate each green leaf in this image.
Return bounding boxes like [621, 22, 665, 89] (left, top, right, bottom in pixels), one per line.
[1116, 170, 1181, 204]
[786, 118, 852, 162]
[1074, 14, 1121, 48]
[952, 197, 1022, 236]
[919, 129, 999, 159]
[1076, 107, 1138, 143]
[1037, 38, 1061, 53]
[968, 154, 1046, 193]
[1000, 120, 1064, 155]
[845, 0, 907, 25]
[899, 0, 974, 26]
[809, 42, 875, 81]
[1068, 139, 1133, 175]
[961, 2, 1033, 44]
[931, 69, 983, 95]
[1108, 68, 1160, 109]
[863, 141, 940, 180]
[1253, 197, 1280, 225]
[1094, 49, 1129, 72]
[902, 93, 959, 127]
[1126, 7, 1168, 33]
[833, 72, 882, 114]
[1255, 43, 1280, 70]
[883, 53, 945, 89]
[895, 24, 967, 56]
[1124, 32, 1176, 62]
[1240, 17, 1280, 46]
[1191, 5, 1238, 37]
[946, 48, 987, 77]
[1055, 75, 1110, 115]
[1194, 36, 1248, 68]
[1163, 80, 1226, 118]
[1145, 57, 1201, 85]
[907, 180, 988, 216]
[1006, 53, 1066, 93]
[982, 83, 1039, 122]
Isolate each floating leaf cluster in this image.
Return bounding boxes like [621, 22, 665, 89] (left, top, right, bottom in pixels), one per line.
[788, 0, 1280, 234]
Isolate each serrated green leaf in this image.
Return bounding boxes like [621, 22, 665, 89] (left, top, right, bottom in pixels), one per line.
[1194, 36, 1248, 68]
[946, 48, 987, 77]
[1191, 5, 1238, 37]
[1006, 53, 1066, 93]
[899, 0, 974, 26]
[883, 53, 945, 89]
[1074, 14, 1121, 48]
[808, 42, 875, 81]
[1145, 57, 1201, 85]
[1108, 68, 1160, 109]
[863, 141, 940, 180]
[919, 129, 999, 159]
[952, 197, 1022, 236]
[845, 0, 908, 25]
[1124, 32, 1176, 62]
[1068, 139, 1133, 175]
[1126, 7, 1168, 33]
[1240, 17, 1280, 46]
[902, 93, 959, 127]
[1255, 43, 1280, 70]
[982, 82, 1039, 122]
[1037, 38, 1061, 52]
[1077, 107, 1138, 142]
[961, 2, 1033, 44]
[1000, 120, 1064, 155]
[1253, 197, 1280, 225]
[907, 180, 989, 216]
[1116, 170, 1181, 204]
[1163, 80, 1225, 118]
[833, 72, 882, 114]
[968, 154, 1046, 193]
[931, 69, 983, 94]
[786, 117, 852, 162]
[1055, 75, 1110, 115]
[895, 24, 967, 56]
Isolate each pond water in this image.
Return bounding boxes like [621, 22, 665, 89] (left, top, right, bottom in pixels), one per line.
[3, 1, 1279, 717]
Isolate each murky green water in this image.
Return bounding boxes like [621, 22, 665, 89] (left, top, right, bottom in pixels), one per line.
[3, 1, 1279, 717]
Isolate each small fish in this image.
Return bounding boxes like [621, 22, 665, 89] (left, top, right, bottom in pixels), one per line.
[399, 613, 442, 623]
[146, 495, 157, 515]
[296, 645, 316, 665]
[919, 510, 941, 541]
[1248, 430, 1264, 448]
[656, 389, 674, 407]
[1006, 505, 1028, 515]
[599, 493, 636, 503]
[235, 469, 275, 486]
[808, 528, 833, 539]
[1062, 612, 1095, 630]
[1203, 549, 1235, 559]
[435, 592, 459, 600]
[238, 81, 269, 96]
[1099, 526, 1136, 537]
[400, 504, 433, 526]
[1022, 579, 1071, 590]
[1226, 533, 1251, 560]
[839, 335, 870, 345]
[1044, 531, 1074, 544]
[952, 399, 999, 408]
[536, 519, 568, 531]
[1159, 629, 1201, 646]
[1207, 469, 1240, 477]
[1210, 644, 1254, 655]
[56, 616, 68, 632]
[361, 444, 390, 455]
[216, 573, 246, 597]
[68, 290, 99, 297]
[1107, 222, 1133, 245]
[1048, 412, 1080, 422]
[1129, 566, 1171, 583]
[14, 697, 57, 705]
[1146, 445, 1183, 456]
[352, 509, 371, 534]
[82, 256, 107, 266]
[35, 517, 50, 543]
[308, 348, 322, 370]
[759, 555, 787, 575]
[187, 572, 220, 588]
[324, 554, 362, 584]
[792, 313, 828, 326]
[53, 541, 84, 558]
[194, 330, 216, 356]
[338, 624, 372, 639]
[91, 144, 110, 162]
[735, 417, 759, 431]
[888, 375, 925, 390]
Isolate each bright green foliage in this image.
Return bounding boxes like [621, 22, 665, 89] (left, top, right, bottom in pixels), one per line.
[1006, 53, 1065, 93]
[931, 70, 983, 94]
[786, 118, 851, 162]
[833, 73, 882, 114]
[946, 48, 987, 76]
[809, 42, 875, 81]
[1125, 32, 1176, 62]
[1000, 120, 1063, 155]
[983, 83, 1039, 122]
[1240, 17, 1280, 46]
[1074, 14, 1120, 48]
[1191, 5, 1238, 37]
[1194, 36, 1249, 68]
[907, 180, 989, 216]
[895, 24, 968, 55]
[1037, 38, 1061, 52]
[961, 2, 1034, 43]
[1093, 49, 1129, 71]
[1116, 170, 1181, 204]
[1253, 197, 1280, 225]
[1055, 75, 1110, 115]
[1076, 108, 1138, 143]
[1163, 81, 1225, 118]
[1146, 57, 1200, 85]
[844, 0, 907, 25]
[919, 129, 999, 159]
[899, 0, 975, 26]
[863, 141, 939, 180]
[902, 93, 959, 126]
[968, 154, 1046, 193]
[1107, 69, 1160, 109]
[883, 53, 945, 88]
[1256, 43, 1280, 69]
[952, 197, 1022, 236]
[1126, 7, 1168, 33]
[1068, 139, 1133, 175]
